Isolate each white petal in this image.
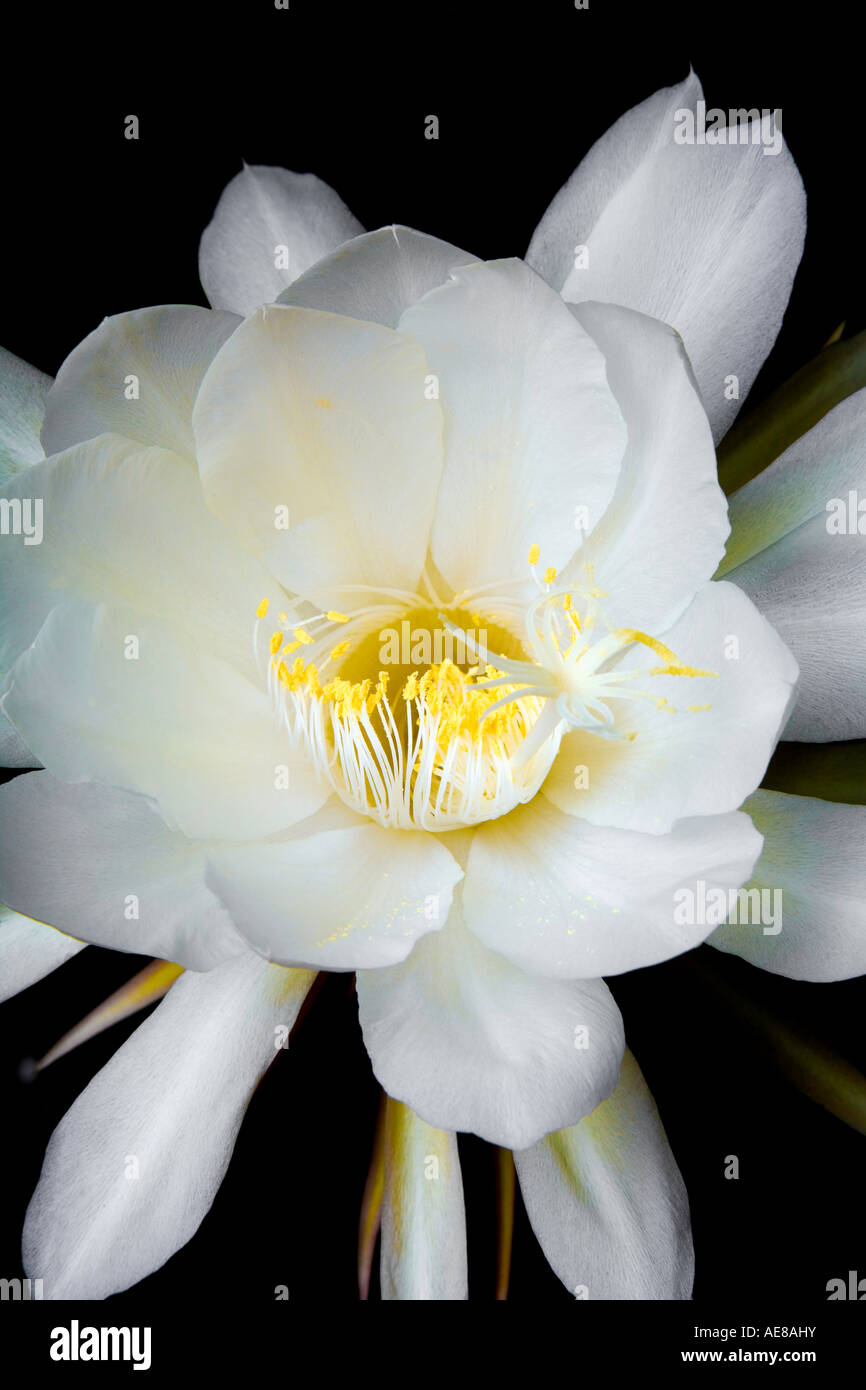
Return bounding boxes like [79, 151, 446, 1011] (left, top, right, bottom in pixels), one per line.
[709, 789, 866, 981]
[0, 903, 85, 1004]
[2, 600, 328, 841]
[194, 304, 444, 605]
[559, 302, 728, 633]
[464, 797, 763, 978]
[0, 344, 51, 480]
[399, 259, 626, 598]
[206, 816, 462, 970]
[0, 773, 249, 971]
[514, 1049, 694, 1300]
[543, 580, 799, 833]
[23, 953, 314, 1298]
[199, 164, 363, 316]
[40, 305, 240, 459]
[356, 897, 624, 1150]
[720, 389, 866, 741]
[0, 434, 285, 681]
[380, 1099, 467, 1300]
[277, 225, 478, 326]
[527, 73, 806, 441]
[0, 718, 38, 767]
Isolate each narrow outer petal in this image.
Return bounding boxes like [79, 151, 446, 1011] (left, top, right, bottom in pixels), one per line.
[515, 1049, 694, 1300]
[0, 905, 85, 1004]
[527, 72, 805, 441]
[720, 389, 866, 741]
[709, 789, 866, 981]
[23, 953, 315, 1299]
[380, 1097, 468, 1300]
[0, 344, 51, 481]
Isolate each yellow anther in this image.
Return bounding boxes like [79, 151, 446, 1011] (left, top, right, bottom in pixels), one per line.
[256, 598, 269, 619]
[543, 566, 557, 585]
[528, 544, 540, 567]
[276, 661, 290, 684]
[326, 611, 349, 624]
[269, 631, 283, 655]
[294, 627, 313, 645]
[279, 611, 289, 623]
[328, 640, 351, 662]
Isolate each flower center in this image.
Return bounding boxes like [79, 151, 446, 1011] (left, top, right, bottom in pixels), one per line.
[253, 549, 716, 832]
[254, 595, 559, 831]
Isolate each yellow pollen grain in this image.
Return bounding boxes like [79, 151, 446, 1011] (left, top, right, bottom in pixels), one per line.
[615, 628, 718, 679]
[256, 598, 269, 619]
[528, 544, 540, 566]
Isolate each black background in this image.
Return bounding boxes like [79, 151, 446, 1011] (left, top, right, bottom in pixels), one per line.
[1, 0, 865, 1324]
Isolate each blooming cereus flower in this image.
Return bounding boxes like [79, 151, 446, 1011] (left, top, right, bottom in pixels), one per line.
[2, 70, 865, 1302]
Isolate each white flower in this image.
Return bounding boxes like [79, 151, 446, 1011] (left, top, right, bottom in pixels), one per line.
[1, 72, 864, 1302]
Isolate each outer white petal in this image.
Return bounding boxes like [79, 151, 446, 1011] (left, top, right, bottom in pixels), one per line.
[559, 302, 728, 633]
[709, 789, 866, 982]
[193, 304, 444, 606]
[206, 818, 463, 970]
[720, 390, 866, 741]
[23, 953, 315, 1299]
[464, 797, 763, 979]
[40, 306, 240, 460]
[277, 225, 478, 326]
[0, 903, 85, 1004]
[356, 897, 624, 1150]
[543, 580, 799, 834]
[2, 600, 328, 841]
[0, 434, 285, 681]
[527, 72, 805, 441]
[380, 1098, 467, 1300]
[0, 344, 51, 480]
[399, 259, 626, 598]
[0, 720, 38, 768]
[199, 164, 363, 316]
[0, 346, 51, 766]
[514, 1049, 694, 1300]
[0, 773, 250, 971]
